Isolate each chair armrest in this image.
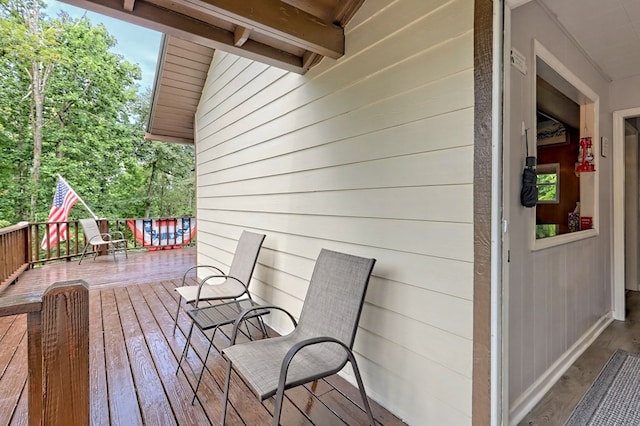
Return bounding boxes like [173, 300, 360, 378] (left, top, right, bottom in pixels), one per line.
[110, 230, 126, 241]
[88, 234, 110, 244]
[90, 233, 126, 243]
[194, 274, 245, 307]
[278, 336, 351, 391]
[182, 265, 225, 287]
[228, 305, 298, 346]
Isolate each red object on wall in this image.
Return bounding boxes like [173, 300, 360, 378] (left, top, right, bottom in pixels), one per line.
[576, 137, 596, 172]
[580, 216, 593, 230]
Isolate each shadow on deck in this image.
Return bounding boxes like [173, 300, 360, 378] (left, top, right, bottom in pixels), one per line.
[0, 248, 404, 425]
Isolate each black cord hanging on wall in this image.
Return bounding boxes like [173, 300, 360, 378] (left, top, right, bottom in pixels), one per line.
[520, 128, 538, 208]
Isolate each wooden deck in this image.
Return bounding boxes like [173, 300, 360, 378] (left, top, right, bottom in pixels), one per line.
[0, 249, 405, 425]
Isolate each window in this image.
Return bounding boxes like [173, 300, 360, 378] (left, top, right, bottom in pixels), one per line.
[532, 40, 599, 249]
[536, 163, 559, 203]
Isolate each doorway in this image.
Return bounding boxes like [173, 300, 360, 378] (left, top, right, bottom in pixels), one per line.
[613, 108, 640, 320]
[625, 120, 640, 292]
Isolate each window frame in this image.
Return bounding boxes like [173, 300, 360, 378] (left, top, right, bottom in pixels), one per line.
[531, 40, 599, 251]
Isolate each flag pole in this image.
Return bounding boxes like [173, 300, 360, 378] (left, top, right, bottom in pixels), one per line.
[57, 174, 99, 220]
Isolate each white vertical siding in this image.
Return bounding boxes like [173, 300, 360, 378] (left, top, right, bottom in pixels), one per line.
[508, 2, 613, 422]
[195, 0, 474, 423]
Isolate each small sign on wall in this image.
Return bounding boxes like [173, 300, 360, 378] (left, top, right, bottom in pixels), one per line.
[511, 47, 527, 75]
[601, 137, 609, 157]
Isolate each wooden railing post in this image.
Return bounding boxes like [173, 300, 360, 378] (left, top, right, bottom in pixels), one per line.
[21, 280, 90, 425]
[27, 310, 42, 425]
[97, 219, 109, 257]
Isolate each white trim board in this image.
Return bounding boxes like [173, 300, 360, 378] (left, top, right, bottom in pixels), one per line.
[501, 4, 513, 425]
[506, 0, 533, 8]
[613, 107, 640, 320]
[491, 1, 505, 424]
[508, 313, 613, 425]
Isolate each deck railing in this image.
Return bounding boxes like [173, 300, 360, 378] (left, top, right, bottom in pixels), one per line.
[0, 217, 196, 285]
[0, 222, 30, 287]
[0, 280, 89, 424]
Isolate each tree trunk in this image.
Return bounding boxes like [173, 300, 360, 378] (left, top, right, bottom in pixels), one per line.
[30, 60, 44, 219]
[25, 5, 52, 220]
[145, 161, 157, 218]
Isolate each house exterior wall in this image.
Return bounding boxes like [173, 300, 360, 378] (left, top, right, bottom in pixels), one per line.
[508, 2, 613, 422]
[194, 0, 474, 423]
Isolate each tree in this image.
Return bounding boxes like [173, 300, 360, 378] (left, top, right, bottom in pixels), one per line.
[0, 0, 64, 218]
[37, 13, 143, 219]
[113, 88, 195, 219]
[0, 1, 194, 225]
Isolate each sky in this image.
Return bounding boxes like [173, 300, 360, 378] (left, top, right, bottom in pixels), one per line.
[46, 1, 162, 93]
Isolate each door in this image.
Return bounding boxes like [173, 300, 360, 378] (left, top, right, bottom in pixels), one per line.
[625, 121, 640, 291]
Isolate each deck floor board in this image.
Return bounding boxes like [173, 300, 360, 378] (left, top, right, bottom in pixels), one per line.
[127, 285, 212, 426]
[0, 249, 405, 425]
[0, 319, 27, 424]
[89, 289, 110, 425]
[114, 287, 177, 425]
[101, 289, 144, 425]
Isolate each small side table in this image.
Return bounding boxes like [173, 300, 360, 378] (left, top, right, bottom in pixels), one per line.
[177, 298, 270, 402]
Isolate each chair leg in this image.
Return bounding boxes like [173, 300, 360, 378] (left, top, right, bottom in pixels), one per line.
[192, 326, 218, 404]
[78, 243, 90, 265]
[272, 384, 286, 426]
[173, 297, 182, 334]
[246, 294, 268, 338]
[221, 360, 233, 426]
[271, 357, 371, 426]
[347, 353, 376, 426]
[243, 319, 253, 340]
[176, 322, 195, 375]
[257, 316, 268, 338]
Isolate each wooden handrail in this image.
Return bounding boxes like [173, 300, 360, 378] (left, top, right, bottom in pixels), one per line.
[0, 292, 42, 316]
[0, 280, 89, 425]
[29, 216, 197, 265]
[0, 221, 29, 237]
[0, 217, 197, 286]
[0, 221, 30, 288]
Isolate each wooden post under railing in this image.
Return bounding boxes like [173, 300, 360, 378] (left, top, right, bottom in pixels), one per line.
[97, 219, 109, 257]
[0, 280, 89, 425]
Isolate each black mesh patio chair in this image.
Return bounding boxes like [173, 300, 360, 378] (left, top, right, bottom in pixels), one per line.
[172, 230, 265, 334]
[78, 218, 128, 264]
[221, 248, 377, 426]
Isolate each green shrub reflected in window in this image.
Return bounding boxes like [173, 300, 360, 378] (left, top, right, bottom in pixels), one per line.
[536, 224, 559, 239]
[536, 163, 559, 204]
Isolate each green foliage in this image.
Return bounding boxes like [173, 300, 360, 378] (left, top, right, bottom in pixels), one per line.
[536, 224, 559, 239]
[0, 0, 194, 224]
[536, 172, 558, 202]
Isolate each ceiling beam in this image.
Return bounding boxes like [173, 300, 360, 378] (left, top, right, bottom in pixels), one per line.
[173, 0, 344, 58]
[234, 26, 251, 47]
[301, 51, 318, 72]
[57, 0, 308, 73]
[123, 0, 134, 12]
[145, 132, 194, 145]
[332, 0, 366, 24]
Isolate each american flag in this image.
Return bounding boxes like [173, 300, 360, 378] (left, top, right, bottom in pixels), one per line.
[41, 178, 80, 250]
